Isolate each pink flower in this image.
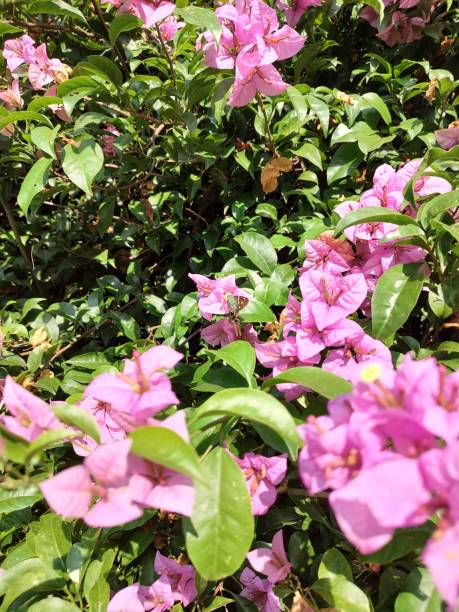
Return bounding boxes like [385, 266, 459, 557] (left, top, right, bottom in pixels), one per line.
[377, 12, 426, 47]
[108, 579, 175, 612]
[235, 452, 287, 515]
[334, 200, 397, 243]
[435, 124, 459, 150]
[299, 270, 367, 330]
[247, 530, 291, 583]
[132, 0, 175, 27]
[3, 35, 36, 73]
[240, 568, 281, 612]
[322, 331, 393, 381]
[302, 232, 354, 276]
[189, 273, 250, 321]
[41, 416, 195, 526]
[70, 397, 126, 457]
[330, 458, 431, 554]
[277, 0, 321, 27]
[396, 159, 452, 197]
[28, 43, 65, 90]
[84, 345, 182, 423]
[0, 80, 23, 110]
[201, 318, 240, 346]
[154, 551, 197, 606]
[230, 54, 288, 107]
[155, 15, 184, 42]
[1, 376, 60, 442]
[44, 85, 71, 122]
[422, 524, 459, 610]
[101, 124, 120, 155]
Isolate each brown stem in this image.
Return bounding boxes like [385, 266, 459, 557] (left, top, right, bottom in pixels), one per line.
[90, 0, 131, 77]
[0, 193, 44, 297]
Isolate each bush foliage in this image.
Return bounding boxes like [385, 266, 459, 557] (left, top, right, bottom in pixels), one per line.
[0, 0, 458, 610]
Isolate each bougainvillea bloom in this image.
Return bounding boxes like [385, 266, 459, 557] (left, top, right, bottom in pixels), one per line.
[154, 551, 197, 606]
[41, 414, 195, 526]
[0, 80, 23, 110]
[277, 0, 321, 27]
[247, 530, 291, 583]
[189, 273, 250, 321]
[435, 123, 459, 150]
[240, 567, 281, 611]
[236, 452, 287, 515]
[3, 35, 36, 73]
[422, 524, 459, 609]
[299, 270, 367, 330]
[28, 43, 65, 90]
[107, 578, 175, 612]
[103, 0, 175, 27]
[1, 376, 60, 442]
[84, 345, 182, 422]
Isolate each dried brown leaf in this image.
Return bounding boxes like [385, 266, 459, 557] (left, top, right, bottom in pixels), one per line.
[260, 156, 293, 193]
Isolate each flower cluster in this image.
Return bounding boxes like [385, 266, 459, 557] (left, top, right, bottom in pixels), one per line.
[276, 0, 321, 27]
[298, 356, 459, 608]
[108, 551, 197, 611]
[189, 273, 256, 347]
[1, 346, 196, 526]
[254, 159, 451, 397]
[236, 452, 288, 515]
[241, 530, 291, 611]
[198, 0, 305, 106]
[0, 35, 70, 134]
[103, 0, 183, 36]
[360, 0, 436, 47]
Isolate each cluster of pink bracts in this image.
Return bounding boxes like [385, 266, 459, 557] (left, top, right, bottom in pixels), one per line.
[360, 0, 438, 47]
[198, 0, 306, 106]
[300, 356, 459, 610]
[0, 345, 290, 611]
[190, 159, 451, 396]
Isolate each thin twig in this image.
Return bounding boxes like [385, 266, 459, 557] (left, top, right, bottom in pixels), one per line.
[90, 0, 131, 77]
[256, 92, 275, 153]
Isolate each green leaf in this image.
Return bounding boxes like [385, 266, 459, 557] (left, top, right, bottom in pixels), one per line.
[0, 23, 23, 37]
[362, 92, 391, 124]
[417, 191, 459, 229]
[66, 528, 100, 584]
[305, 94, 329, 135]
[190, 388, 302, 459]
[28, 597, 81, 611]
[327, 143, 364, 185]
[62, 137, 104, 195]
[372, 263, 425, 340]
[109, 14, 143, 45]
[0, 558, 64, 602]
[30, 126, 59, 159]
[130, 425, 204, 482]
[239, 299, 276, 324]
[27, 96, 63, 113]
[235, 233, 277, 276]
[335, 206, 416, 236]
[111, 311, 140, 341]
[262, 366, 352, 399]
[27, 514, 72, 571]
[318, 548, 353, 582]
[52, 402, 101, 444]
[0, 487, 42, 514]
[0, 111, 52, 132]
[84, 548, 115, 612]
[176, 6, 221, 42]
[287, 86, 308, 125]
[184, 447, 254, 580]
[312, 576, 372, 612]
[209, 341, 256, 388]
[292, 142, 322, 170]
[363, 526, 433, 564]
[17, 158, 52, 215]
[28, 0, 87, 22]
[86, 56, 123, 88]
[394, 567, 442, 612]
[202, 596, 235, 612]
[26, 429, 75, 461]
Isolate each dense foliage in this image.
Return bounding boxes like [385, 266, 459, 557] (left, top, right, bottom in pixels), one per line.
[0, 0, 458, 610]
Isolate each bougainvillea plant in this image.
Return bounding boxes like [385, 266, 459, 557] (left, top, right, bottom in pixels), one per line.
[0, 0, 458, 610]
